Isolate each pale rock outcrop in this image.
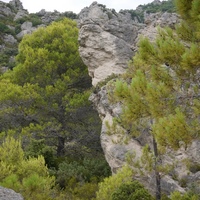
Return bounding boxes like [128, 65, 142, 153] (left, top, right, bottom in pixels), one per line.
[0, 186, 23, 200]
[9, 0, 29, 21]
[0, 1, 14, 17]
[16, 21, 37, 38]
[14, 9, 28, 21]
[21, 21, 33, 30]
[0, 0, 28, 20]
[79, 2, 200, 196]
[144, 12, 179, 27]
[89, 80, 196, 195]
[132, 12, 180, 52]
[9, 0, 23, 10]
[3, 34, 17, 45]
[78, 1, 143, 86]
[37, 9, 62, 24]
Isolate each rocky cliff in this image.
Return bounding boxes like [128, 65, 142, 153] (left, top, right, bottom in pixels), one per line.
[78, 1, 200, 196]
[78, 2, 142, 86]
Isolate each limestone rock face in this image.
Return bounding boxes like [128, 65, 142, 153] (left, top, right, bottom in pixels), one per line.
[9, 0, 23, 10]
[0, 1, 14, 17]
[36, 9, 62, 24]
[144, 12, 179, 27]
[90, 86, 143, 173]
[3, 34, 17, 45]
[132, 12, 180, 52]
[78, 2, 142, 86]
[90, 83, 199, 195]
[14, 9, 28, 21]
[79, 2, 200, 196]
[0, 186, 23, 200]
[10, 0, 29, 21]
[16, 21, 37, 38]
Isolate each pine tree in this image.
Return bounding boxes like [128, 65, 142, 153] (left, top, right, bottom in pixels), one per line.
[113, 0, 200, 199]
[0, 136, 55, 200]
[0, 18, 102, 157]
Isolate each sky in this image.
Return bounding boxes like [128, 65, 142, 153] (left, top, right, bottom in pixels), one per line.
[1, 0, 159, 14]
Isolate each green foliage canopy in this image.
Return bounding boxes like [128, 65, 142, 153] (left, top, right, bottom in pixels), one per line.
[0, 18, 101, 158]
[111, 181, 154, 200]
[115, 1, 199, 151]
[0, 136, 55, 200]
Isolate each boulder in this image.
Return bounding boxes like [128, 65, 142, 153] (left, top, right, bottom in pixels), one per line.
[3, 34, 17, 45]
[14, 9, 28, 21]
[0, 186, 23, 200]
[0, 2, 14, 17]
[9, 0, 24, 10]
[16, 21, 37, 38]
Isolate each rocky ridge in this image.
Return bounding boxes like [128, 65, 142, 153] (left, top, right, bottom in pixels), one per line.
[78, 1, 200, 196]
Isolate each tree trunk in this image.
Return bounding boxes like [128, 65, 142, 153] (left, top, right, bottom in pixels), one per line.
[57, 136, 65, 156]
[153, 137, 161, 200]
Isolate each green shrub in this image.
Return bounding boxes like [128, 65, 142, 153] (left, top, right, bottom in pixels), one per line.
[0, 22, 13, 34]
[70, 180, 99, 200]
[96, 166, 133, 200]
[56, 157, 111, 188]
[15, 14, 42, 27]
[15, 24, 21, 34]
[25, 138, 57, 169]
[63, 11, 77, 19]
[111, 181, 154, 200]
[29, 14, 42, 26]
[0, 136, 56, 200]
[170, 191, 199, 200]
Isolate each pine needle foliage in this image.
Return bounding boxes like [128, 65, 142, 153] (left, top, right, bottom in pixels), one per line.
[113, 0, 200, 199]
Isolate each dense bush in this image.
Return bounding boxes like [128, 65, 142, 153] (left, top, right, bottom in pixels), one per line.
[142, 0, 175, 13]
[111, 181, 154, 200]
[0, 48, 18, 69]
[56, 157, 111, 188]
[15, 14, 42, 27]
[170, 191, 199, 200]
[63, 11, 77, 19]
[0, 137, 56, 200]
[96, 166, 133, 200]
[0, 22, 14, 34]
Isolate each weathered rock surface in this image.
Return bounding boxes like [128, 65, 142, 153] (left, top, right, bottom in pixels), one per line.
[9, 0, 23, 10]
[3, 34, 17, 45]
[79, 1, 200, 196]
[16, 21, 37, 38]
[14, 9, 28, 21]
[9, 0, 29, 21]
[78, 2, 143, 86]
[132, 12, 180, 52]
[0, 0, 28, 20]
[0, 1, 14, 17]
[0, 186, 23, 200]
[90, 80, 199, 195]
[37, 9, 62, 24]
